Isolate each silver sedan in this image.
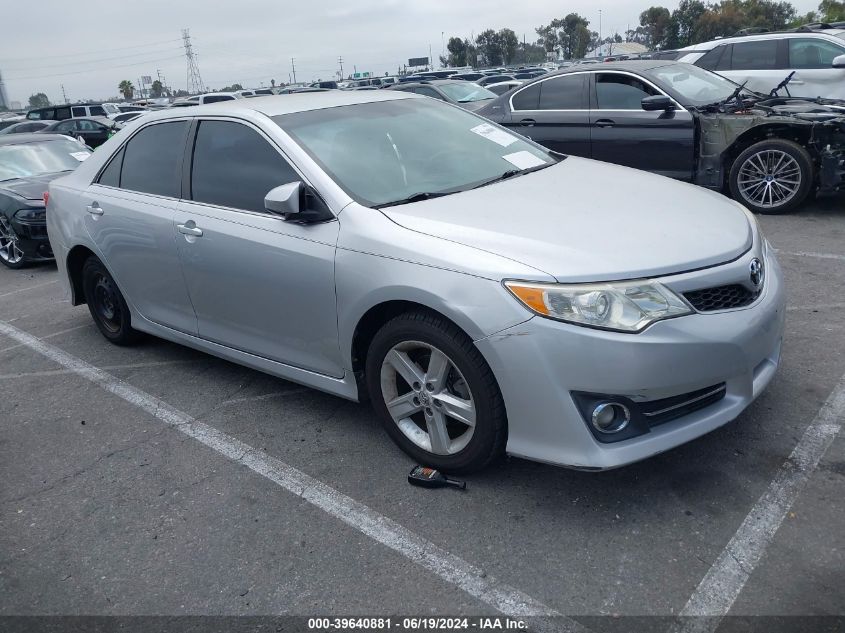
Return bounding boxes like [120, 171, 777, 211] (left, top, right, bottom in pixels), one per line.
[46, 91, 785, 472]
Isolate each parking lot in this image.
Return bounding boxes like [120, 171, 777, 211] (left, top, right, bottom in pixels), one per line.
[1, 193, 843, 630]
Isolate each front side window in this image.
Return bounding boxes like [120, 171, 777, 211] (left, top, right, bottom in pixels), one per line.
[539, 74, 586, 109]
[789, 38, 845, 68]
[55, 120, 78, 133]
[595, 74, 659, 109]
[90, 106, 106, 116]
[276, 98, 556, 208]
[120, 121, 188, 197]
[55, 107, 71, 120]
[730, 40, 779, 70]
[648, 63, 740, 106]
[190, 120, 299, 212]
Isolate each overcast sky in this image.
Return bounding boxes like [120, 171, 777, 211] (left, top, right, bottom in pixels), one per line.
[2, 0, 819, 104]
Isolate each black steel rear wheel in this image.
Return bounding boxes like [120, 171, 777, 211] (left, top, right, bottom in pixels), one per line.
[82, 256, 141, 345]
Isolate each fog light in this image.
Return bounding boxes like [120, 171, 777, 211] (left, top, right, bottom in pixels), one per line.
[591, 402, 630, 433]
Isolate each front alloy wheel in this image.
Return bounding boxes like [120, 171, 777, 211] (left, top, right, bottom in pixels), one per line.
[0, 217, 26, 269]
[729, 139, 813, 214]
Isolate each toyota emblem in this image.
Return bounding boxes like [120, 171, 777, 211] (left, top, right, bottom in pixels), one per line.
[749, 258, 764, 288]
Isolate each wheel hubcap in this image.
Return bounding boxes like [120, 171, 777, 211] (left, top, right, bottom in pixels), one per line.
[737, 150, 801, 209]
[0, 218, 24, 264]
[93, 274, 122, 333]
[380, 341, 476, 456]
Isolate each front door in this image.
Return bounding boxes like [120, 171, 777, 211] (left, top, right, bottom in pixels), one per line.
[589, 71, 695, 181]
[84, 119, 198, 334]
[175, 118, 344, 377]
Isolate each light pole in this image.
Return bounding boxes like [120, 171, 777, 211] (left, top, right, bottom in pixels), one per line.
[599, 10, 603, 57]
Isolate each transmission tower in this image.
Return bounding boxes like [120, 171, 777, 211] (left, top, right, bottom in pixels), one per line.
[182, 29, 205, 94]
[0, 70, 9, 111]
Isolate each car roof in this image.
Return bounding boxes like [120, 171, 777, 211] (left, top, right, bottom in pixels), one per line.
[49, 116, 112, 125]
[542, 60, 677, 76]
[678, 29, 845, 51]
[0, 133, 77, 146]
[134, 90, 417, 122]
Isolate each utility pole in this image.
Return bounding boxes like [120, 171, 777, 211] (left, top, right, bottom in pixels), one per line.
[182, 28, 205, 94]
[429, 43, 433, 70]
[599, 10, 603, 57]
[291, 58, 297, 84]
[338, 56, 344, 80]
[61, 84, 68, 104]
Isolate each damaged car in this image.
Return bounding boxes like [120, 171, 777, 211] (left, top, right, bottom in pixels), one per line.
[476, 60, 845, 214]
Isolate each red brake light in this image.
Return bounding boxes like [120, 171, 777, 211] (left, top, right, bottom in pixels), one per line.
[43, 192, 49, 207]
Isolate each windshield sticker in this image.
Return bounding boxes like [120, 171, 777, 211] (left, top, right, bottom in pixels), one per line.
[502, 151, 546, 170]
[470, 123, 518, 147]
[70, 152, 90, 162]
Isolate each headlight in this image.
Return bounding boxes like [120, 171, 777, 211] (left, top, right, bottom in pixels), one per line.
[14, 208, 46, 221]
[504, 279, 693, 333]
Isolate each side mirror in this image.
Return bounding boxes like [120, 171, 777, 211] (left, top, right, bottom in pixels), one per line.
[641, 95, 674, 111]
[265, 181, 303, 216]
[833, 54, 845, 69]
[265, 181, 334, 223]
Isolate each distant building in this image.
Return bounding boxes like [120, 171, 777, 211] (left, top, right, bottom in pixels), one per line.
[585, 42, 648, 58]
[0, 70, 9, 110]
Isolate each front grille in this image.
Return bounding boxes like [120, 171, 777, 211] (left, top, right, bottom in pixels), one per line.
[641, 383, 727, 427]
[684, 284, 758, 312]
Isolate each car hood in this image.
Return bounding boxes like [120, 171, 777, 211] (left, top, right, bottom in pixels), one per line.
[1, 172, 68, 201]
[380, 157, 752, 282]
[458, 99, 494, 112]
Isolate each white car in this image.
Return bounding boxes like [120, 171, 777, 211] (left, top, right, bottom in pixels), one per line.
[676, 30, 845, 99]
[171, 92, 243, 108]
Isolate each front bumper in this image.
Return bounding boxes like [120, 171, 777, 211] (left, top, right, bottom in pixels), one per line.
[11, 218, 53, 261]
[476, 244, 785, 469]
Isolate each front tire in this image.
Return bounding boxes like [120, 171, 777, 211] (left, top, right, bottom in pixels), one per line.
[365, 311, 507, 474]
[82, 256, 141, 346]
[729, 139, 813, 214]
[0, 217, 27, 269]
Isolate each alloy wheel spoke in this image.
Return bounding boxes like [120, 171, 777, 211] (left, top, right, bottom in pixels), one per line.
[386, 392, 422, 420]
[424, 349, 451, 391]
[426, 411, 451, 454]
[386, 349, 425, 388]
[436, 392, 476, 427]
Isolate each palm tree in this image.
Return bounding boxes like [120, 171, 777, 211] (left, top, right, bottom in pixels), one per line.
[118, 80, 134, 101]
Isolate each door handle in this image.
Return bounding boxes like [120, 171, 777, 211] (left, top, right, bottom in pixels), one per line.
[86, 202, 103, 215]
[177, 223, 203, 237]
[594, 119, 615, 128]
[519, 118, 536, 127]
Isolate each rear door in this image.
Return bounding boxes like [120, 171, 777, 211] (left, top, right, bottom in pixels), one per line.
[589, 71, 695, 180]
[715, 39, 787, 95]
[786, 37, 845, 99]
[84, 119, 198, 334]
[503, 74, 590, 156]
[176, 118, 343, 377]
[75, 119, 110, 147]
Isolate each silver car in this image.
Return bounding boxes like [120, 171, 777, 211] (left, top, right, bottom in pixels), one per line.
[46, 91, 785, 472]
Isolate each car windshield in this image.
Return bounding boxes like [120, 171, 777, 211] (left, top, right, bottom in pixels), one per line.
[275, 98, 556, 207]
[0, 139, 90, 181]
[438, 82, 497, 103]
[648, 63, 748, 106]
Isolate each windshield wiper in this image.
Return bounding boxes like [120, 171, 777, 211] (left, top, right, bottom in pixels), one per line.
[769, 71, 796, 98]
[471, 162, 555, 190]
[697, 80, 753, 112]
[373, 191, 454, 209]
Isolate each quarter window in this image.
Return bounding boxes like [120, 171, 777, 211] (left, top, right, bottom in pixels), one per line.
[538, 74, 586, 109]
[695, 45, 727, 71]
[120, 121, 188, 197]
[730, 40, 779, 70]
[190, 120, 300, 212]
[789, 38, 845, 68]
[595, 74, 659, 109]
[97, 146, 125, 187]
[511, 82, 541, 110]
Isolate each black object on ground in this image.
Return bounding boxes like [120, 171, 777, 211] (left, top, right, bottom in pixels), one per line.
[408, 465, 467, 490]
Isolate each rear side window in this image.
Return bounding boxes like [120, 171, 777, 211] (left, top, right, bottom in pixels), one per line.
[730, 40, 779, 70]
[789, 38, 845, 68]
[539, 74, 586, 109]
[511, 82, 541, 110]
[595, 74, 659, 109]
[55, 107, 71, 120]
[89, 106, 106, 116]
[97, 145, 125, 187]
[203, 95, 235, 104]
[190, 120, 300, 212]
[120, 121, 188, 197]
[71, 106, 86, 117]
[695, 45, 727, 71]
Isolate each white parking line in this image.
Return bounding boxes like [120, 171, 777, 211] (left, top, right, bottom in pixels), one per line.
[672, 371, 845, 633]
[0, 319, 582, 631]
[0, 322, 94, 355]
[220, 389, 310, 406]
[777, 250, 845, 262]
[0, 279, 58, 299]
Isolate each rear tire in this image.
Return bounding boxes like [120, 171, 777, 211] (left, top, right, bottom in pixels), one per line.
[82, 256, 142, 346]
[365, 311, 507, 474]
[729, 139, 813, 214]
